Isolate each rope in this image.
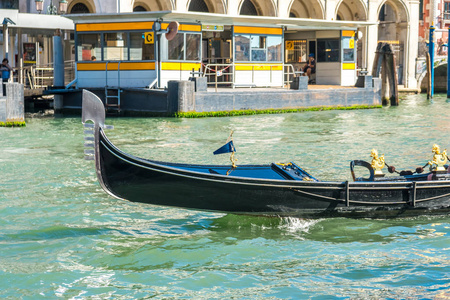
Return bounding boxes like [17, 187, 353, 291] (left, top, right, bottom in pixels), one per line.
[385, 161, 429, 175]
[201, 63, 231, 74]
[384, 162, 400, 174]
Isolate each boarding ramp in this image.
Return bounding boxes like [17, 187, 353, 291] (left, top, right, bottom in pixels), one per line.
[12, 60, 75, 98]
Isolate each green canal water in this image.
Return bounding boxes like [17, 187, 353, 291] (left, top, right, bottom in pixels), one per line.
[1, 93, 449, 299]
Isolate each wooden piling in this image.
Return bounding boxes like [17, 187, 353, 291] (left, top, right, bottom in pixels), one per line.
[371, 42, 399, 106]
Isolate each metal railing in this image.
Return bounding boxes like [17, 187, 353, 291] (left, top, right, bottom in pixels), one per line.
[202, 63, 234, 92]
[12, 60, 75, 90]
[284, 64, 296, 87]
[203, 63, 296, 91]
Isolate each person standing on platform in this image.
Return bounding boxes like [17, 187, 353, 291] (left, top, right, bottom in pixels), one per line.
[1, 58, 13, 96]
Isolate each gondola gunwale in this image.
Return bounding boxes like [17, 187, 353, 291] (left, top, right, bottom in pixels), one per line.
[100, 128, 450, 189]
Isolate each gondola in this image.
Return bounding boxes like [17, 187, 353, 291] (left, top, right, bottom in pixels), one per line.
[82, 90, 450, 218]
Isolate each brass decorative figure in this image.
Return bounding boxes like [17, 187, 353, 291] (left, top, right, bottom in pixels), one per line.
[429, 144, 447, 172]
[370, 149, 385, 176]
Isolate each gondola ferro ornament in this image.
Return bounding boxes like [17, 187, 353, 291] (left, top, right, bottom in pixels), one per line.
[370, 149, 385, 177]
[429, 144, 447, 173]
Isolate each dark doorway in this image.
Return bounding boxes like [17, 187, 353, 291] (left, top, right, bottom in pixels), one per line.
[308, 40, 316, 58]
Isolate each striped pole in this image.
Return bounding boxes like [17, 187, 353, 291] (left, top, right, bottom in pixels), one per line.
[448, 27, 450, 98]
[430, 25, 435, 98]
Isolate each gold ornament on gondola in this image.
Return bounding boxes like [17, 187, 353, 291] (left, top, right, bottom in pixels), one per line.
[370, 149, 385, 176]
[428, 144, 447, 172]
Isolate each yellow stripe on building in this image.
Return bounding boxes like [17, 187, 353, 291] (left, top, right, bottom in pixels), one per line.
[378, 40, 400, 44]
[234, 26, 282, 35]
[342, 63, 355, 70]
[179, 24, 201, 32]
[77, 62, 156, 71]
[162, 62, 202, 71]
[235, 64, 283, 71]
[76, 22, 154, 32]
[160, 23, 201, 32]
[77, 22, 201, 33]
[342, 30, 355, 37]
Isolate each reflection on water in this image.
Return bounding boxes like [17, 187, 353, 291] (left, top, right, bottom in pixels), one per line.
[0, 93, 449, 298]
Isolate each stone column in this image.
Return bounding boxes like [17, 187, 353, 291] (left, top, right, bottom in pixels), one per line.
[227, 0, 240, 15]
[366, 0, 380, 75]
[406, 0, 420, 89]
[175, 0, 189, 11]
[366, 26, 378, 76]
[324, 0, 338, 20]
[277, 0, 291, 18]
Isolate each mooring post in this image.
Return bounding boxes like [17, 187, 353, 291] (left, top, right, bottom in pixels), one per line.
[53, 33, 65, 112]
[429, 25, 435, 99]
[447, 27, 450, 99]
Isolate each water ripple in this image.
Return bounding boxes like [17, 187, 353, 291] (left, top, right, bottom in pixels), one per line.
[0, 95, 449, 298]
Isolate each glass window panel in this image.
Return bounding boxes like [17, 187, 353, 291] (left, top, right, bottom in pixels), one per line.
[130, 32, 154, 60]
[103, 32, 128, 61]
[285, 40, 307, 63]
[168, 33, 185, 60]
[267, 35, 282, 62]
[185, 33, 201, 61]
[77, 34, 100, 61]
[252, 49, 266, 61]
[343, 49, 354, 62]
[317, 39, 340, 62]
[235, 34, 250, 61]
[251, 36, 266, 49]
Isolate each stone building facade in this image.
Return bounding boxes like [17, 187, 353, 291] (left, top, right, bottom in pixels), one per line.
[5, 0, 422, 88]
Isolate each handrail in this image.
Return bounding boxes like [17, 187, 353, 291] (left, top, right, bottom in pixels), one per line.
[284, 64, 296, 88]
[105, 61, 121, 88]
[203, 62, 289, 91]
[202, 63, 234, 92]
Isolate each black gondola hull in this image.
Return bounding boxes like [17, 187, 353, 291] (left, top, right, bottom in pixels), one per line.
[81, 89, 450, 218]
[98, 129, 450, 218]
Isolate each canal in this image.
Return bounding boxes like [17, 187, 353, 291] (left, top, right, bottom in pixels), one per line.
[1, 93, 449, 298]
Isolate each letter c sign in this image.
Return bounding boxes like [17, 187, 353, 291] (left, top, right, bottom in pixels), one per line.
[144, 32, 154, 44]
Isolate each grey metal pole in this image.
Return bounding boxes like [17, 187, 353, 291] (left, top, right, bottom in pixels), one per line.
[429, 25, 435, 99]
[3, 23, 9, 60]
[53, 33, 64, 111]
[447, 27, 450, 98]
[53, 34, 64, 87]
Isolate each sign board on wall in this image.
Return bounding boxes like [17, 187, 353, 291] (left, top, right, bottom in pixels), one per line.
[201, 25, 224, 32]
[23, 43, 37, 65]
[144, 32, 154, 44]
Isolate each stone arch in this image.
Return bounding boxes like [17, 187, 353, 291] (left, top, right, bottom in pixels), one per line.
[335, 0, 367, 21]
[417, 60, 448, 92]
[68, 0, 95, 13]
[188, 0, 210, 12]
[377, 0, 409, 24]
[377, 0, 409, 84]
[187, 0, 226, 13]
[288, 0, 324, 19]
[133, 2, 150, 11]
[131, 0, 173, 11]
[239, 0, 276, 16]
[133, 5, 147, 11]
